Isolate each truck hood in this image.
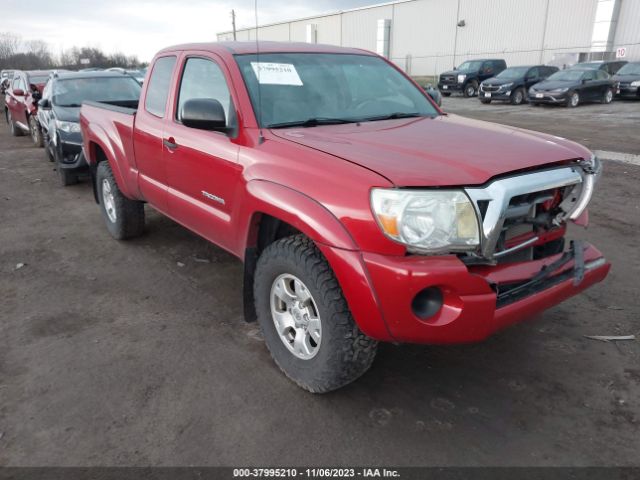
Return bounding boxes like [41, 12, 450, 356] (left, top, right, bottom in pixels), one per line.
[270, 114, 589, 187]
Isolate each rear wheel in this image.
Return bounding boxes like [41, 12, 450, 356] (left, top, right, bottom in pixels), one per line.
[510, 88, 525, 105]
[463, 81, 478, 98]
[29, 116, 43, 147]
[96, 161, 145, 240]
[602, 88, 613, 104]
[254, 235, 377, 393]
[567, 91, 580, 108]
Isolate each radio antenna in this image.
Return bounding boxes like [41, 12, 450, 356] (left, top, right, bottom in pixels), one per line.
[255, 0, 265, 144]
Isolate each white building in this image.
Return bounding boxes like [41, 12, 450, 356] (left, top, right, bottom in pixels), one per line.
[218, 0, 640, 77]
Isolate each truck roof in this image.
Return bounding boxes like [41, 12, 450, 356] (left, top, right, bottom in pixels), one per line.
[157, 41, 374, 56]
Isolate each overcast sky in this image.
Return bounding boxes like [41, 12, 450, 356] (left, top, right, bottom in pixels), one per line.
[2, 0, 378, 61]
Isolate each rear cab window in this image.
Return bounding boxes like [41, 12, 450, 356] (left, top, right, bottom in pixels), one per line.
[144, 56, 177, 117]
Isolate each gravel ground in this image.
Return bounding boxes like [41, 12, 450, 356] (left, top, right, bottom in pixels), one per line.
[0, 99, 639, 466]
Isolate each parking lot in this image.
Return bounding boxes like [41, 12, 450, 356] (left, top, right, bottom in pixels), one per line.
[1, 98, 639, 466]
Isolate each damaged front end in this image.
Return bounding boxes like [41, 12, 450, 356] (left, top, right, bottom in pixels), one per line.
[463, 154, 605, 303]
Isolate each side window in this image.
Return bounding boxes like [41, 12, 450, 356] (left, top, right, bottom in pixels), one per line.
[583, 71, 595, 81]
[596, 70, 609, 80]
[176, 57, 234, 127]
[528, 67, 540, 79]
[483, 62, 493, 74]
[42, 80, 51, 99]
[144, 56, 176, 117]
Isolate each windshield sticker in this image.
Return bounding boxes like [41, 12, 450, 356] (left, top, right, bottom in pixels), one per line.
[251, 62, 303, 86]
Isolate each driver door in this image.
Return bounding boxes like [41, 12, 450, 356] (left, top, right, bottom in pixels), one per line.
[164, 53, 241, 252]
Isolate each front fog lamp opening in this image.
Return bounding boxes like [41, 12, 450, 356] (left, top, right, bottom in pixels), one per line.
[411, 287, 444, 320]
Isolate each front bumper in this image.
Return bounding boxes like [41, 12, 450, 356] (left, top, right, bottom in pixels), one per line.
[57, 140, 88, 171]
[322, 243, 609, 344]
[616, 86, 639, 98]
[478, 85, 513, 100]
[529, 92, 568, 104]
[438, 82, 463, 93]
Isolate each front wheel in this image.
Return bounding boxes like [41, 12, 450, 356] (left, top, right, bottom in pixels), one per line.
[254, 235, 378, 393]
[29, 116, 43, 147]
[510, 88, 525, 105]
[96, 161, 145, 240]
[463, 81, 478, 98]
[602, 88, 613, 104]
[567, 91, 580, 108]
[7, 111, 24, 137]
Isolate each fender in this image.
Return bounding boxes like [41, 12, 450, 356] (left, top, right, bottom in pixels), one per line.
[85, 124, 138, 200]
[238, 180, 393, 339]
[239, 179, 358, 253]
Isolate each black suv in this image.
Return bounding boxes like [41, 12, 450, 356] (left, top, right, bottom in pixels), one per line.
[613, 62, 640, 99]
[37, 71, 141, 186]
[438, 59, 507, 97]
[570, 60, 627, 76]
[479, 65, 559, 104]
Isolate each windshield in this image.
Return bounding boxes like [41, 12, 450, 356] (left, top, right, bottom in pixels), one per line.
[52, 76, 142, 107]
[29, 75, 50, 85]
[456, 61, 483, 72]
[235, 53, 438, 128]
[547, 70, 584, 81]
[617, 63, 640, 75]
[575, 62, 601, 69]
[496, 67, 529, 79]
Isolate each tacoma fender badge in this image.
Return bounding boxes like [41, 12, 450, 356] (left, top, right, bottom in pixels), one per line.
[201, 191, 225, 205]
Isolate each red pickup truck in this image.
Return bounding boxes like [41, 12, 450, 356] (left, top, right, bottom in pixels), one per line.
[80, 42, 610, 392]
[4, 69, 51, 146]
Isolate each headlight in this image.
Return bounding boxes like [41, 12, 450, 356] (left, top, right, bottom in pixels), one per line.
[631, 80, 640, 87]
[56, 120, 81, 133]
[371, 189, 480, 253]
[457, 74, 466, 83]
[499, 82, 513, 90]
[550, 87, 569, 93]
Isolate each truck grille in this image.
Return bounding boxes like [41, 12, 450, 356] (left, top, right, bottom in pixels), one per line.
[465, 167, 585, 262]
[440, 75, 456, 84]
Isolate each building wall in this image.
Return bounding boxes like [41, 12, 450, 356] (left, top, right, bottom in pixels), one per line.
[614, 0, 640, 60]
[218, 0, 639, 76]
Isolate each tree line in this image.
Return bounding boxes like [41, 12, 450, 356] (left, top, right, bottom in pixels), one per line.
[0, 32, 146, 71]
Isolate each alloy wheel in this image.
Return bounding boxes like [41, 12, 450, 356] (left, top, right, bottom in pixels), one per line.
[270, 273, 322, 360]
[101, 179, 117, 223]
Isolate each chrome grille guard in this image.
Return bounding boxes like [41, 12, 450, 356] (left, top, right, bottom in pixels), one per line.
[465, 157, 601, 262]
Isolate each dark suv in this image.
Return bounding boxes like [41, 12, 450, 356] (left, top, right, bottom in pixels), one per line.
[37, 71, 141, 186]
[479, 65, 559, 104]
[438, 59, 507, 97]
[570, 60, 627, 76]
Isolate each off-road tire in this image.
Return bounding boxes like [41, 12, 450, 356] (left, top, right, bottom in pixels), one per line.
[96, 161, 145, 240]
[510, 87, 525, 105]
[463, 81, 478, 98]
[29, 116, 43, 147]
[254, 235, 378, 393]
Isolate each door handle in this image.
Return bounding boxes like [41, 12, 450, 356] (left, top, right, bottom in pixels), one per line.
[163, 137, 178, 150]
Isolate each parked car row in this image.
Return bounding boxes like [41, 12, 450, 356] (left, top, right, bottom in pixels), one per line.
[438, 59, 640, 107]
[4, 69, 142, 185]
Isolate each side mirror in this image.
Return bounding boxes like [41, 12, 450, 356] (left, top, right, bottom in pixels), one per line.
[181, 98, 227, 132]
[13, 88, 25, 97]
[39, 98, 51, 109]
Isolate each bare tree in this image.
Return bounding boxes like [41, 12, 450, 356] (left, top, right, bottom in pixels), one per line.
[0, 32, 20, 61]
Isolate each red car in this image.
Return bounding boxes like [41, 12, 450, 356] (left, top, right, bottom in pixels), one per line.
[4, 69, 51, 146]
[80, 42, 610, 392]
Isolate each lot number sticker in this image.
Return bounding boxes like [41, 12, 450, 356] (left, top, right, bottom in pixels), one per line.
[251, 62, 303, 86]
